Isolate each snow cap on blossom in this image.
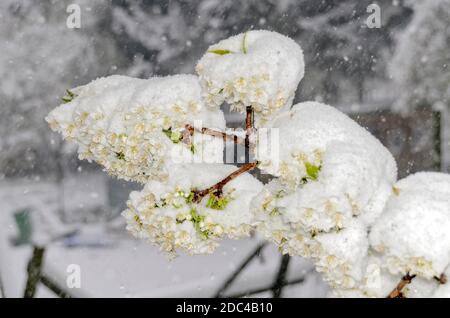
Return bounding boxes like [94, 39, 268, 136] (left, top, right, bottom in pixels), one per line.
[370, 172, 450, 279]
[359, 258, 443, 298]
[122, 164, 263, 256]
[314, 218, 369, 289]
[196, 30, 304, 127]
[251, 179, 370, 290]
[251, 179, 314, 256]
[46, 75, 225, 183]
[256, 101, 397, 231]
[250, 178, 338, 257]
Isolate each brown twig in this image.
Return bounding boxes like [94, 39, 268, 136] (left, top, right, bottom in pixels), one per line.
[193, 162, 258, 203]
[188, 107, 257, 204]
[435, 273, 447, 284]
[184, 124, 246, 145]
[387, 273, 416, 298]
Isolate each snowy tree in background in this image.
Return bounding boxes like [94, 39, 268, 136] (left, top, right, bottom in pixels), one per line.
[390, 0, 450, 111]
[389, 0, 450, 172]
[46, 30, 450, 298]
[0, 0, 120, 177]
[108, 0, 412, 104]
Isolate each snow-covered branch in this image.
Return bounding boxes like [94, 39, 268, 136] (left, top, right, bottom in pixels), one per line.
[193, 161, 258, 203]
[45, 29, 450, 298]
[387, 273, 416, 298]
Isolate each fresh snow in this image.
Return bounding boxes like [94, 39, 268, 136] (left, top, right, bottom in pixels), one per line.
[370, 172, 450, 279]
[36, 28, 450, 298]
[123, 164, 263, 256]
[46, 75, 225, 184]
[196, 30, 305, 127]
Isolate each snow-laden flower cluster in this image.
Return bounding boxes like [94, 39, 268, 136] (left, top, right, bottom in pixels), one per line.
[46, 75, 225, 183]
[329, 172, 450, 298]
[252, 102, 397, 290]
[370, 172, 450, 279]
[255, 102, 397, 229]
[196, 30, 304, 127]
[252, 179, 372, 290]
[123, 164, 263, 256]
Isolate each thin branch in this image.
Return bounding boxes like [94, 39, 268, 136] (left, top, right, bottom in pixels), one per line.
[215, 243, 267, 298]
[387, 273, 416, 298]
[193, 162, 258, 203]
[435, 273, 447, 284]
[271, 254, 291, 298]
[40, 274, 72, 298]
[24, 246, 46, 298]
[224, 275, 306, 298]
[184, 124, 245, 145]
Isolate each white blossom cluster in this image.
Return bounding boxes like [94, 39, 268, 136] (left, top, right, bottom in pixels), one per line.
[46, 30, 450, 297]
[122, 164, 262, 256]
[251, 102, 397, 291]
[46, 75, 225, 183]
[371, 172, 450, 280]
[252, 108, 450, 297]
[362, 172, 450, 297]
[323, 172, 450, 298]
[196, 30, 305, 127]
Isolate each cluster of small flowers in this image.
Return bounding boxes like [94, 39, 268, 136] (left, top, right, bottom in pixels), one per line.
[46, 75, 225, 183]
[123, 164, 263, 256]
[251, 105, 450, 298]
[252, 101, 398, 291]
[359, 172, 450, 297]
[123, 184, 222, 256]
[318, 172, 450, 298]
[251, 179, 370, 290]
[196, 30, 305, 127]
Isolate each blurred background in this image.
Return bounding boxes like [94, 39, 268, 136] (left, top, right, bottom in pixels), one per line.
[0, 0, 449, 298]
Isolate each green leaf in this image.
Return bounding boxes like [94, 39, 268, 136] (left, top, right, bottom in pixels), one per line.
[205, 193, 231, 210]
[304, 162, 321, 181]
[242, 32, 248, 54]
[170, 131, 182, 143]
[190, 208, 210, 240]
[162, 128, 182, 144]
[190, 143, 196, 154]
[185, 190, 195, 204]
[208, 49, 233, 55]
[62, 89, 76, 103]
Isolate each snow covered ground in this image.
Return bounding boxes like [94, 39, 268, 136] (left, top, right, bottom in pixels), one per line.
[0, 173, 328, 298]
